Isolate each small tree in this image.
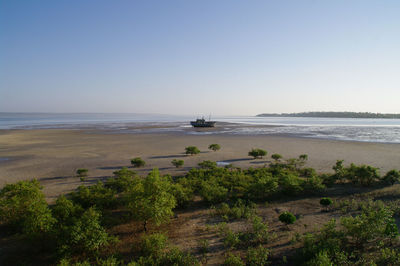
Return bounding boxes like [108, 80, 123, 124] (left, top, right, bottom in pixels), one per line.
[208, 144, 221, 152]
[126, 169, 176, 231]
[248, 148, 267, 159]
[279, 211, 296, 229]
[320, 197, 333, 212]
[271, 154, 282, 161]
[185, 146, 200, 156]
[76, 168, 88, 178]
[0, 179, 55, 237]
[171, 159, 184, 168]
[131, 157, 146, 168]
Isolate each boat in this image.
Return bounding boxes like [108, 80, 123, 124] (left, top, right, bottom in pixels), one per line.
[190, 117, 216, 127]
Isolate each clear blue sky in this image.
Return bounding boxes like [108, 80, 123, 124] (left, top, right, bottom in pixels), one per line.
[1, 0, 399, 115]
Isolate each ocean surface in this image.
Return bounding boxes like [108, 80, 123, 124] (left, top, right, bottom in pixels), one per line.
[1, 113, 400, 143]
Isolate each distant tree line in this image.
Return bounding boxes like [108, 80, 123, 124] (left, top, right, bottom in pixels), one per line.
[256, 111, 400, 119]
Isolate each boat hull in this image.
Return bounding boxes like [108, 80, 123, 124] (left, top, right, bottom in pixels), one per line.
[190, 121, 216, 127]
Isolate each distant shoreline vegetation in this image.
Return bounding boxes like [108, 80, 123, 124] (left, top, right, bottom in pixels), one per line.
[256, 111, 400, 119]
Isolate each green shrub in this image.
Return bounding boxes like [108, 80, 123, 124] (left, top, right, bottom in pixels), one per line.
[199, 180, 228, 204]
[383, 169, 400, 185]
[300, 167, 317, 178]
[213, 200, 255, 221]
[105, 167, 137, 192]
[271, 153, 282, 161]
[58, 207, 112, 255]
[278, 172, 303, 195]
[247, 173, 278, 200]
[250, 215, 269, 244]
[76, 168, 88, 177]
[198, 239, 209, 254]
[171, 159, 184, 168]
[248, 148, 267, 159]
[70, 181, 116, 209]
[169, 182, 193, 208]
[130, 157, 146, 168]
[223, 229, 241, 248]
[126, 169, 176, 231]
[302, 176, 326, 194]
[140, 233, 168, 257]
[279, 212, 296, 227]
[185, 146, 200, 155]
[208, 143, 221, 152]
[223, 253, 245, 266]
[246, 245, 269, 265]
[320, 198, 333, 211]
[345, 163, 380, 186]
[198, 160, 217, 169]
[0, 179, 55, 237]
[52, 195, 83, 224]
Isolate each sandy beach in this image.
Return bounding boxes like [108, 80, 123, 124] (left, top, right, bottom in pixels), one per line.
[1, 128, 400, 201]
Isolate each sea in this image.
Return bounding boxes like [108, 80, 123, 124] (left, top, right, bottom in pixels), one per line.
[1, 112, 400, 144]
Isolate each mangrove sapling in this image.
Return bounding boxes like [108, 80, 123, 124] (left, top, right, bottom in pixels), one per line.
[320, 197, 333, 212]
[171, 159, 184, 168]
[279, 211, 296, 230]
[248, 148, 267, 159]
[185, 146, 200, 155]
[131, 157, 146, 168]
[208, 143, 221, 152]
[271, 153, 282, 162]
[76, 168, 88, 181]
[383, 169, 400, 185]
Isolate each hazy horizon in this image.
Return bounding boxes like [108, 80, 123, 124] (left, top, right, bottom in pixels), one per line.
[1, 1, 400, 115]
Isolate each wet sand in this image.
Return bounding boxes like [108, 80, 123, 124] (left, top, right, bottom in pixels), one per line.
[1, 129, 400, 201]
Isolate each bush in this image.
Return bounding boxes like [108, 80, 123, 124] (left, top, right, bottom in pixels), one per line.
[171, 159, 184, 168]
[320, 198, 333, 211]
[246, 245, 269, 265]
[70, 181, 116, 209]
[76, 168, 88, 177]
[383, 169, 400, 185]
[58, 207, 112, 255]
[199, 180, 228, 204]
[279, 211, 296, 227]
[140, 233, 168, 257]
[223, 253, 245, 266]
[248, 148, 267, 159]
[346, 163, 380, 186]
[126, 169, 176, 231]
[208, 143, 221, 152]
[131, 157, 145, 168]
[0, 179, 55, 237]
[169, 182, 194, 208]
[185, 146, 200, 155]
[198, 160, 217, 169]
[271, 153, 282, 161]
[105, 167, 137, 192]
[213, 200, 255, 221]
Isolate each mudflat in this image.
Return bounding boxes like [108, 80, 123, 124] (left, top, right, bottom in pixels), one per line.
[1, 129, 399, 201]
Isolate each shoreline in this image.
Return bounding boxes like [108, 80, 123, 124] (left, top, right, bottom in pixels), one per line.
[1, 128, 400, 201]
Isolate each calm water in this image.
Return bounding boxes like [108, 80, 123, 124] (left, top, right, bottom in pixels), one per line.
[1, 113, 400, 143]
